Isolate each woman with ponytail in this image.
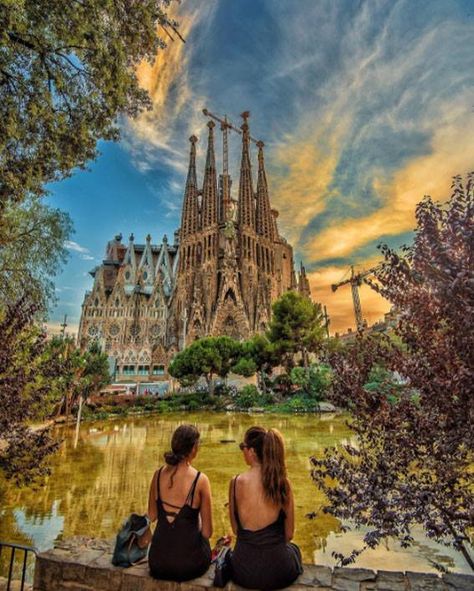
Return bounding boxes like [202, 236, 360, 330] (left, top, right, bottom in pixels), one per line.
[147, 424, 212, 581]
[227, 426, 303, 590]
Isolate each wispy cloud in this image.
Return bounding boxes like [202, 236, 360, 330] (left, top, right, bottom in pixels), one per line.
[119, 0, 474, 332]
[124, 0, 218, 175]
[64, 240, 95, 261]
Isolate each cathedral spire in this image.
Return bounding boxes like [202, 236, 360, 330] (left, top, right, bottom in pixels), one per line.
[255, 141, 274, 240]
[238, 111, 255, 229]
[180, 135, 199, 237]
[298, 261, 311, 298]
[201, 120, 218, 227]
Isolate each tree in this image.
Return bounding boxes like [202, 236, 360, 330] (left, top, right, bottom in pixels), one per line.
[169, 336, 242, 396]
[0, 0, 177, 204]
[268, 291, 325, 369]
[233, 334, 278, 393]
[41, 336, 110, 423]
[0, 297, 59, 484]
[0, 197, 73, 310]
[311, 174, 474, 570]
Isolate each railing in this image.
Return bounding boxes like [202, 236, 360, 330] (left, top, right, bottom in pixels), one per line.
[0, 541, 37, 591]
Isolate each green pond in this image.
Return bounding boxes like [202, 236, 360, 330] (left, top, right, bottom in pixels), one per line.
[0, 412, 469, 575]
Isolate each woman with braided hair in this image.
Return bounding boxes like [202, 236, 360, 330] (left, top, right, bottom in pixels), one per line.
[228, 426, 303, 590]
[147, 424, 212, 581]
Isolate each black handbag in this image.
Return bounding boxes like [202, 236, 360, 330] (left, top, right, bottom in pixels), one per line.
[213, 546, 231, 588]
[112, 513, 151, 567]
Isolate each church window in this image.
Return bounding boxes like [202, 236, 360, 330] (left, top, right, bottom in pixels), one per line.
[125, 270, 131, 280]
[152, 364, 165, 376]
[143, 271, 148, 280]
[94, 298, 99, 307]
[115, 298, 120, 307]
[122, 365, 136, 376]
[138, 365, 149, 376]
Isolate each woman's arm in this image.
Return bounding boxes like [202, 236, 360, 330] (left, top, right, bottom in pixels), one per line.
[147, 471, 158, 523]
[228, 477, 237, 535]
[199, 473, 213, 539]
[284, 483, 295, 542]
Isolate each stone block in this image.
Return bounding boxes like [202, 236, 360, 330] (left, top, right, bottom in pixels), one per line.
[33, 554, 64, 591]
[406, 571, 445, 590]
[442, 573, 474, 591]
[375, 570, 407, 591]
[84, 563, 122, 591]
[312, 566, 334, 587]
[333, 567, 376, 591]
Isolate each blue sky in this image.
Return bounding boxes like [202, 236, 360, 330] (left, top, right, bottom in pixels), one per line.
[47, 0, 474, 334]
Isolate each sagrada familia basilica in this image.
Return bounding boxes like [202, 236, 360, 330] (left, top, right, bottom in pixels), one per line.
[78, 112, 311, 383]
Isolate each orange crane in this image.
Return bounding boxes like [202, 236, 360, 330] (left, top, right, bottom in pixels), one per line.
[331, 265, 380, 331]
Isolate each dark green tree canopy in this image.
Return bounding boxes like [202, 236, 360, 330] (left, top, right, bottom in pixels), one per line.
[0, 0, 175, 203]
[169, 336, 242, 392]
[268, 291, 325, 367]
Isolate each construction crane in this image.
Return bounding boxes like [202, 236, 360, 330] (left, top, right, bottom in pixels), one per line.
[202, 109, 262, 222]
[331, 265, 380, 331]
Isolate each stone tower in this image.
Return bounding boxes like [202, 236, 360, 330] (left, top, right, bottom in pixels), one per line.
[168, 112, 298, 348]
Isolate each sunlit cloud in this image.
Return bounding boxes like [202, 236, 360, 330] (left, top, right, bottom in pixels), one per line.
[124, 0, 218, 176]
[117, 0, 474, 332]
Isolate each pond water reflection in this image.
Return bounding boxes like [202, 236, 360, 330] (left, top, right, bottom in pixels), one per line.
[0, 412, 468, 574]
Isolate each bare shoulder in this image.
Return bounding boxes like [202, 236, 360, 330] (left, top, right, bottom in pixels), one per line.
[198, 470, 209, 484]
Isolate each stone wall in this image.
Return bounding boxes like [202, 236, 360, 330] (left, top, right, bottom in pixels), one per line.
[32, 537, 473, 591]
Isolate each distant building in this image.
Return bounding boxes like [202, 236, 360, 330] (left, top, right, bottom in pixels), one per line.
[78, 113, 310, 383]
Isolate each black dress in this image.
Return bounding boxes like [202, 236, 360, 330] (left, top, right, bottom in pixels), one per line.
[229, 475, 303, 591]
[148, 467, 211, 581]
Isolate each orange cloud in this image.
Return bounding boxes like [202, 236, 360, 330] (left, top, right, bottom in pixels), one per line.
[304, 98, 474, 262]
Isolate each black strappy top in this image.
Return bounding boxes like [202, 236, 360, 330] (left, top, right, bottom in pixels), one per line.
[148, 467, 211, 581]
[157, 467, 201, 522]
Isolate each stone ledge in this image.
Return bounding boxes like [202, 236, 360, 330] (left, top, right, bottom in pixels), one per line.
[31, 537, 474, 591]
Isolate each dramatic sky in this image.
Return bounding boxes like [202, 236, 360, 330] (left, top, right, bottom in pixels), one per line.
[47, 0, 474, 335]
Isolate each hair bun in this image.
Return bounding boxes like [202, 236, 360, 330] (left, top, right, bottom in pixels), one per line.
[164, 450, 183, 466]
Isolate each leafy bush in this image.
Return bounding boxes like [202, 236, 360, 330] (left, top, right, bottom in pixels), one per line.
[290, 363, 332, 401]
[273, 395, 320, 413]
[234, 384, 272, 409]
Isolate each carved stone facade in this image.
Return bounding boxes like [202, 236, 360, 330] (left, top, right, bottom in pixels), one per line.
[78, 113, 311, 382]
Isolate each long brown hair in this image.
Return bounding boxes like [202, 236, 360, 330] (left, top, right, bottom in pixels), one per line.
[244, 426, 289, 506]
[164, 424, 200, 486]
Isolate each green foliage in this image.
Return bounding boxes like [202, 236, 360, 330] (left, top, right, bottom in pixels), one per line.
[363, 365, 405, 404]
[268, 291, 325, 368]
[0, 0, 176, 204]
[0, 298, 59, 484]
[0, 197, 73, 311]
[169, 336, 242, 392]
[40, 336, 110, 418]
[232, 356, 257, 377]
[271, 395, 320, 413]
[234, 384, 272, 409]
[290, 363, 332, 401]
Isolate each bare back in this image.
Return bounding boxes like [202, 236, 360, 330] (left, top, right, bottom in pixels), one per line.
[158, 464, 201, 512]
[232, 470, 282, 531]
